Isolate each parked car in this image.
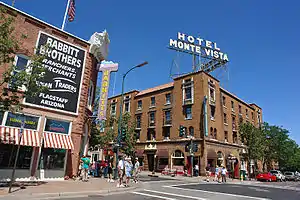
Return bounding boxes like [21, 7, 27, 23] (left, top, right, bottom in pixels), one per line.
[284, 172, 296, 181]
[256, 172, 277, 182]
[270, 170, 285, 181]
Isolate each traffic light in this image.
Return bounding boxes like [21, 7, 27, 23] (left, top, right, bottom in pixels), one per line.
[193, 143, 198, 152]
[179, 125, 186, 137]
[185, 143, 191, 152]
[121, 127, 126, 141]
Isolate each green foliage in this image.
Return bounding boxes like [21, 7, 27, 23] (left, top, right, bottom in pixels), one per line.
[120, 112, 137, 156]
[0, 8, 47, 112]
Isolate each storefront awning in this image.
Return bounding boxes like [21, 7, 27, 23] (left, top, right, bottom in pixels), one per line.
[207, 149, 217, 159]
[135, 149, 144, 157]
[156, 149, 169, 158]
[43, 132, 74, 149]
[0, 126, 41, 147]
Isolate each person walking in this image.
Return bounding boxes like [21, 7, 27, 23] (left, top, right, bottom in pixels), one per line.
[221, 166, 227, 183]
[117, 156, 125, 187]
[124, 157, 133, 187]
[133, 157, 140, 183]
[205, 165, 210, 182]
[107, 162, 114, 182]
[81, 155, 91, 182]
[194, 164, 199, 177]
[214, 166, 219, 182]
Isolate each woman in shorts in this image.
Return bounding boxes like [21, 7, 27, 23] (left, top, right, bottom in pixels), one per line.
[107, 162, 114, 182]
[124, 157, 133, 187]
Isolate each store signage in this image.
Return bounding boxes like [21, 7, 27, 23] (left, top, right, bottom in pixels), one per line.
[169, 32, 229, 62]
[25, 31, 86, 114]
[97, 60, 118, 121]
[5, 112, 39, 130]
[44, 118, 70, 134]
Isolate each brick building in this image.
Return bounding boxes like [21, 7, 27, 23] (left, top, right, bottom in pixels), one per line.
[106, 70, 262, 177]
[0, 2, 108, 180]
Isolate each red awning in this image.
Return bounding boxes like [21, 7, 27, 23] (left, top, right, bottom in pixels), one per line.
[43, 132, 74, 149]
[0, 126, 41, 147]
[156, 149, 169, 158]
[135, 149, 144, 157]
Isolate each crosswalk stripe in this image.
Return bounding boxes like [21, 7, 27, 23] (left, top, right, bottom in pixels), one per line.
[143, 189, 208, 200]
[132, 191, 178, 200]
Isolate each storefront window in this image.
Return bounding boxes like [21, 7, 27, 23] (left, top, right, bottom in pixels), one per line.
[40, 148, 66, 170]
[44, 119, 70, 134]
[159, 158, 168, 165]
[0, 111, 4, 125]
[0, 144, 33, 169]
[5, 112, 39, 130]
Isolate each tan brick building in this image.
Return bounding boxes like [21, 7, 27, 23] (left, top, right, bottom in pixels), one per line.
[0, 2, 108, 180]
[106, 70, 262, 177]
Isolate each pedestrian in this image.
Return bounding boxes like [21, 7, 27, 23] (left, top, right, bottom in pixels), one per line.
[221, 166, 227, 183]
[214, 165, 219, 182]
[205, 165, 210, 182]
[124, 157, 133, 187]
[133, 157, 140, 184]
[117, 155, 125, 188]
[194, 164, 199, 177]
[107, 162, 114, 182]
[81, 155, 91, 182]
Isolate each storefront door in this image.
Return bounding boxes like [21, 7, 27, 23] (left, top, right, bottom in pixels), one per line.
[147, 154, 154, 172]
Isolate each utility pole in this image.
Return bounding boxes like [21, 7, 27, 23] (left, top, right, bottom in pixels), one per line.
[190, 137, 194, 177]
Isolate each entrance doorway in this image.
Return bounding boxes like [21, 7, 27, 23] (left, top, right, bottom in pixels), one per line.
[147, 154, 154, 171]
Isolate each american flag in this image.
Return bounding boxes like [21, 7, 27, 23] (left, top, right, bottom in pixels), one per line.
[68, 0, 76, 22]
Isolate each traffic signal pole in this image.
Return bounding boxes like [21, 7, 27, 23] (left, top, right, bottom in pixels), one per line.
[190, 137, 194, 177]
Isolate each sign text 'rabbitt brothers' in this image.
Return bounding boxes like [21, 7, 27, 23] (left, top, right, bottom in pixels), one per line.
[169, 32, 229, 62]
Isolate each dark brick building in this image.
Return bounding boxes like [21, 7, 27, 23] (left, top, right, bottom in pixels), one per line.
[106, 70, 262, 176]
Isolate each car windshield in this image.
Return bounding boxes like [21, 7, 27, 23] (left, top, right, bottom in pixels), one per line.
[285, 172, 293, 175]
[270, 171, 278, 174]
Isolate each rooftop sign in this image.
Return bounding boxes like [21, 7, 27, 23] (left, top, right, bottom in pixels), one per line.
[169, 32, 229, 62]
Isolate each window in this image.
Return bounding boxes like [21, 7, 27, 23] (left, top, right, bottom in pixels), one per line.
[239, 116, 243, 124]
[222, 95, 226, 107]
[224, 113, 227, 124]
[124, 96, 130, 112]
[182, 78, 194, 104]
[165, 93, 171, 104]
[39, 148, 66, 171]
[246, 109, 248, 118]
[147, 129, 155, 141]
[233, 132, 238, 144]
[87, 81, 94, 109]
[232, 116, 236, 130]
[209, 87, 215, 102]
[111, 101, 116, 115]
[159, 158, 168, 166]
[135, 130, 140, 141]
[137, 100, 142, 110]
[11, 55, 30, 90]
[0, 111, 3, 125]
[136, 115, 141, 128]
[44, 119, 70, 134]
[163, 127, 170, 139]
[5, 112, 39, 130]
[214, 128, 217, 139]
[150, 96, 156, 107]
[238, 105, 242, 114]
[165, 110, 171, 124]
[210, 105, 215, 120]
[149, 112, 155, 126]
[231, 101, 234, 111]
[224, 131, 228, 142]
[189, 126, 194, 136]
[251, 112, 254, 120]
[184, 105, 192, 119]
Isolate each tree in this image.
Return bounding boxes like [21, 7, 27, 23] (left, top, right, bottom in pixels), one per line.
[239, 122, 264, 177]
[120, 112, 137, 156]
[0, 7, 47, 112]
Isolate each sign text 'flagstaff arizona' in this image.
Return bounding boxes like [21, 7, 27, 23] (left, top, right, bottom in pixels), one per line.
[169, 32, 229, 62]
[25, 31, 86, 114]
[97, 61, 118, 121]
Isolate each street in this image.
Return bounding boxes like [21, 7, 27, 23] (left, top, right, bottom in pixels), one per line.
[54, 176, 300, 200]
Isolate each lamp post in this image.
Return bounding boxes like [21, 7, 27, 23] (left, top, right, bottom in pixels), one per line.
[8, 114, 25, 193]
[113, 61, 148, 179]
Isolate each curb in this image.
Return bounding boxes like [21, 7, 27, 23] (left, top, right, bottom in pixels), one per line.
[0, 186, 137, 200]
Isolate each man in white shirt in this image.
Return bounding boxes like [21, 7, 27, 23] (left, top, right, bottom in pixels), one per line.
[221, 166, 227, 183]
[133, 158, 140, 183]
[117, 156, 125, 187]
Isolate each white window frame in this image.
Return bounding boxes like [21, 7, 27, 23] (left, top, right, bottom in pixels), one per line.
[150, 96, 156, 107]
[185, 105, 192, 120]
[44, 117, 72, 136]
[209, 86, 216, 103]
[87, 80, 95, 111]
[3, 111, 41, 131]
[11, 54, 31, 91]
[137, 100, 142, 110]
[182, 78, 194, 105]
[165, 93, 171, 105]
[110, 101, 116, 115]
[123, 95, 131, 113]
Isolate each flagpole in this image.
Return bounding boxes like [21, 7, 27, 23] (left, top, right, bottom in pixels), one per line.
[61, 0, 71, 30]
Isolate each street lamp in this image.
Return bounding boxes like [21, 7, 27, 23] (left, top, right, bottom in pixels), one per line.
[114, 61, 148, 179]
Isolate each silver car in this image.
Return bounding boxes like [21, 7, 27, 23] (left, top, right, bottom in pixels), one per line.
[284, 172, 296, 181]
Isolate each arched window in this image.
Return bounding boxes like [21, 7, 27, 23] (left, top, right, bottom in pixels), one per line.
[189, 126, 194, 136]
[214, 128, 217, 139]
[172, 150, 184, 158]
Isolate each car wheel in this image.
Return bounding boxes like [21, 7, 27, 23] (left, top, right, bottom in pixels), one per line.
[269, 178, 272, 182]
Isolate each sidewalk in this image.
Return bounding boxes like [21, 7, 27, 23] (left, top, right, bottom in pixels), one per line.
[0, 177, 137, 200]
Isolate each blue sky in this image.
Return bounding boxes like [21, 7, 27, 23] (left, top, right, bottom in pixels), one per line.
[2, 0, 300, 144]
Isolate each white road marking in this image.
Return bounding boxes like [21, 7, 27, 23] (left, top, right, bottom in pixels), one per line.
[143, 189, 208, 200]
[248, 187, 270, 192]
[132, 191, 178, 200]
[164, 185, 271, 200]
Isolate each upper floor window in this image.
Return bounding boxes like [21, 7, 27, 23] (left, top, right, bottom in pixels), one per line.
[87, 81, 94, 110]
[231, 101, 234, 111]
[165, 93, 171, 105]
[165, 110, 171, 123]
[209, 87, 215, 102]
[224, 113, 227, 124]
[246, 109, 249, 118]
[11, 55, 30, 90]
[150, 96, 155, 107]
[137, 100, 142, 110]
[149, 112, 155, 126]
[136, 115, 141, 129]
[222, 95, 226, 107]
[189, 126, 194, 136]
[110, 100, 116, 115]
[238, 105, 242, 114]
[182, 78, 194, 104]
[232, 116, 236, 130]
[251, 112, 254, 120]
[184, 105, 192, 120]
[210, 105, 216, 120]
[124, 96, 130, 112]
[233, 132, 238, 144]
[224, 131, 228, 142]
